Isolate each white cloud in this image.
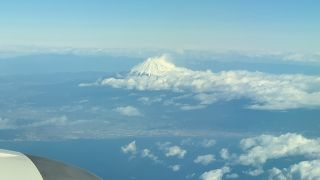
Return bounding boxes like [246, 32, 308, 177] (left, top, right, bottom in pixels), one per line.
[225, 173, 239, 179]
[179, 104, 207, 111]
[138, 96, 162, 105]
[238, 133, 320, 166]
[268, 160, 320, 180]
[114, 106, 142, 117]
[268, 168, 287, 180]
[219, 148, 238, 163]
[194, 154, 215, 165]
[186, 173, 196, 179]
[169, 164, 181, 172]
[156, 141, 172, 149]
[165, 145, 187, 159]
[220, 148, 230, 160]
[180, 138, 216, 148]
[200, 166, 231, 180]
[78, 82, 100, 87]
[229, 51, 320, 63]
[282, 53, 320, 63]
[25, 116, 88, 129]
[200, 139, 216, 148]
[28, 116, 69, 127]
[95, 55, 320, 110]
[121, 141, 137, 154]
[288, 160, 320, 179]
[0, 116, 84, 130]
[244, 167, 264, 176]
[141, 148, 159, 162]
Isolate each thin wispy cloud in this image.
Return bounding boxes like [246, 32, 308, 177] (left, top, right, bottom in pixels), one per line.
[169, 164, 181, 172]
[141, 149, 159, 163]
[0, 117, 16, 130]
[114, 106, 142, 117]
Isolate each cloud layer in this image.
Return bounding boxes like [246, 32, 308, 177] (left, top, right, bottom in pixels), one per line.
[97, 55, 320, 110]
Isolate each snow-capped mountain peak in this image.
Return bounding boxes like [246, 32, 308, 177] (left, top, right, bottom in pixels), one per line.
[130, 55, 177, 76]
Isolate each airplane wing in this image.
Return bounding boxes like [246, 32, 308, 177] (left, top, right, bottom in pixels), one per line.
[0, 149, 101, 180]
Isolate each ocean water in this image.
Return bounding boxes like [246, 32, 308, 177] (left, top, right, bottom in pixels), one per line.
[0, 137, 303, 180]
[0, 137, 229, 180]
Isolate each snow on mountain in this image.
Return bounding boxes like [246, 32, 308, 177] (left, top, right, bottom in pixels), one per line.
[130, 55, 179, 76]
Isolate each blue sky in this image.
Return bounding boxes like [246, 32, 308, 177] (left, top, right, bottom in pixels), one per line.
[1, 0, 319, 52]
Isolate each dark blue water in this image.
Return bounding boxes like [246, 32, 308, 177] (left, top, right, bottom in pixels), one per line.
[0, 137, 234, 180]
[0, 137, 305, 180]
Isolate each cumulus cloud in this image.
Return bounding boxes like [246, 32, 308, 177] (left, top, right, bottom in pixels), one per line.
[268, 167, 288, 180]
[238, 133, 320, 166]
[219, 148, 238, 163]
[141, 148, 159, 162]
[200, 139, 216, 148]
[121, 141, 137, 154]
[244, 167, 264, 176]
[220, 148, 231, 160]
[169, 164, 181, 172]
[165, 145, 187, 159]
[194, 154, 215, 165]
[268, 160, 320, 180]
[114, 106, 142, 117]
[200, 166, 231, 180]
[94, 55, 320, 110]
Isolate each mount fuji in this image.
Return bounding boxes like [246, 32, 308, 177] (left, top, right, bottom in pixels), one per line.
[129, 55, 184, 77]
